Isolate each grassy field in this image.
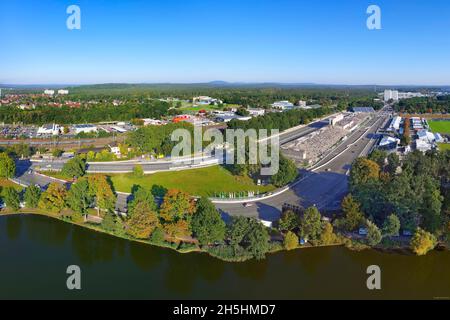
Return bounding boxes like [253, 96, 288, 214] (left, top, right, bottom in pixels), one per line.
[109, 165, 275, 196]
[438, 143, 450, 151]
[428, 120, 450, 134]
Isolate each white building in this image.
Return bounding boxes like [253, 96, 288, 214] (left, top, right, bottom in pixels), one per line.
[193, 96, 221, 105]
[271, 101, 294, 110]
[384, 90, 399, 102]
[142, 118, 165, 126]
[109, 142, 121, 157]
[416, 139, 433, 153]
[44, 89, 55, 96]
[329, 114, 344, 126]
[73, 124, 98, 134]
[247, 108, 265, 117]
[389, 116, 402, 131]
[379, 136, 400, 150]
[297, 100, 307, 108]
[58, 89, 69, 95]
[37, 124, 60, 136]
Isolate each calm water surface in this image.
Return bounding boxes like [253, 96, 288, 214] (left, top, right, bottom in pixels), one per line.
[0, 215, 449, 299]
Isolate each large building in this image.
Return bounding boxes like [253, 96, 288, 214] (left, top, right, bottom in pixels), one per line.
[192, 96, 221, 105]
[384, 90, 399, 102]
[388, 116, 402, 132]
[58, 89, 69, 95]
[271, 101, 294, 110]
[37, 124, 60, 136]
[44, 89, 55, 96]
[73, 124, 98, 134]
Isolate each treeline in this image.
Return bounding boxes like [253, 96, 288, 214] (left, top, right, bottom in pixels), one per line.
[0, 100, 170, 124]
[394, 96, 450, 114]
[67, 84, 379, 107]
[227, 106, 336, 131]
[344, 149, 450, 254]
[127, 122, 194, 155]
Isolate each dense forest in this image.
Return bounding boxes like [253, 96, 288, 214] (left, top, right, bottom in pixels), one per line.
[0, 101, 170, 124]
[10, 83, 381, 107]
[349, 149, 450, 238]
[394, 96, 450, 114]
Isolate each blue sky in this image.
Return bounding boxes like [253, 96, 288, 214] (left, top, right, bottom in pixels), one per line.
[1, 0, 450, 85]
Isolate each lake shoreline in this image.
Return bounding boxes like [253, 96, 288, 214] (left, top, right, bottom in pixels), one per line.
[0, 211, 445, 262]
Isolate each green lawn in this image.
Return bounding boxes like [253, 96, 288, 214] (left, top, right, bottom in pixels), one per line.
[109, 165, 275, 197]
[428, 120, 450, 134]
[438, 143, 450, 151]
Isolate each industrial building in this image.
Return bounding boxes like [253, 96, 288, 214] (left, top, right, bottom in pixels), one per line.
[73, 124, 98, 134]
[37, 124, 60, 136]
[271, 101, 294, 110]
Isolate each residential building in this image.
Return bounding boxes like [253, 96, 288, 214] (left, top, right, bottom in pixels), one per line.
[57, 89, 69, 95]
[44, 89, 55, 96]
[384, 90, 399, 102]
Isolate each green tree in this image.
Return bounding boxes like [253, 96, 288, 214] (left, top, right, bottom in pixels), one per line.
[386, 153, 400, 175]
[87, 174, 116, 214]
[38, 182, 67, 212]
[319, 221, 338, 245]
[61, 156, 86, 178]
[283, 231, 299, 250]
[410, 228, 437, 256]
[228, 216, 250, 252]
[128, 186, 155, 217]
[366, 220, 382, 246]
[191, 197, 226, 246]
[52, 149, 63, 158]
[270, 155, 298, 187]
[101, 212, 118, 232]
[133, 165, 144, 178]
[339, 195, 364, 232]
[278, 210, 299, 232]
[0, 152, 15, 178]
[4, 187, 20, 211]
[382, 214, 401, 237]
[299, 206, 322, 241]
[350, 157, 380, 188]
[66, 178, 93, 214]
[159, 189, 195, 239]
[369, 149, 387, 168]
[420, 179, 443, 234]
[245, 218, 270, 260]
[150, 227, 165, 244]
[126, 200, 159, 239]
[24, 185, 41, 208]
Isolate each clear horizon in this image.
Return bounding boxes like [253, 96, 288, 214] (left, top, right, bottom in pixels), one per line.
[1, 0, 450, 85]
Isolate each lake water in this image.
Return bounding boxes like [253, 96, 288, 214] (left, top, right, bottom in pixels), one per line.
[0, 215, 449, 299]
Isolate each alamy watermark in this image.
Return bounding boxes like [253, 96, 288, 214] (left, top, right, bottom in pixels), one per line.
[66, 265, 81, 290]
[66, 5, 81, 30]
[367, 5, 382, 30]
[366, 265, 381, 290]
[171, 128, 280, 176]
